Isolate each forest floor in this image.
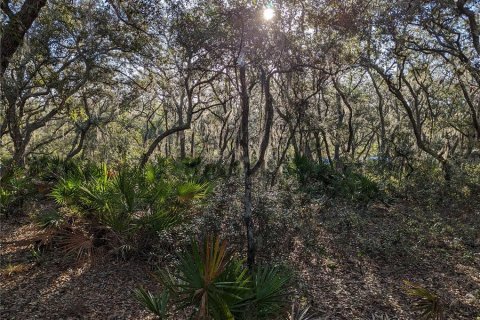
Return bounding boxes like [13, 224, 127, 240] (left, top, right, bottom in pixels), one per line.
[1, 183, 479, 319]
[0, 217, 155, 320]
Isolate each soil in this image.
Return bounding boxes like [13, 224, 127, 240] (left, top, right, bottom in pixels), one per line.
[1, 191, 479, 319]
[0, 217, 155, 320]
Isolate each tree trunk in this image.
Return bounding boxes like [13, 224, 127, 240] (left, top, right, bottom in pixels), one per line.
[1, 0, 48, 75]
[239, 64, 255, 269]
[190, 130, 195, 157]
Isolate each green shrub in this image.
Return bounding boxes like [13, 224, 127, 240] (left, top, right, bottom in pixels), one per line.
[50, 161, 210, 250]
[133, 288, 169, 319]
[35, 209, 64, 229]
[288, 156, 380, 203]
[28, 155, 86, 183]
[333, 169, 380, 203]
[235, 264, 291, 319]
[51, 176, 84, 206]
[160, 236, 250, 319]
[0, 188, 14, 214]
[0, 167, 30, 216]
[138, 236, 291, 319]
[202, 162, 231, 181]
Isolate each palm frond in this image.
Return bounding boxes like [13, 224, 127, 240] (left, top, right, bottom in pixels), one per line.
[158, 236, 250, 319]
[99, 210, 135, 235]
[114, 168, 139, 212]
[139, 210, 182, 234]
[234, 265, 291, 319]
[133, 287, 169, 319]
[176, 181, 210, 202]
[35, 210, 64, 229]
[287, 304, 318, 320]
[51, 177, 82, 205]
[57, 229, 95, 261]
[403, 280, 444, 320]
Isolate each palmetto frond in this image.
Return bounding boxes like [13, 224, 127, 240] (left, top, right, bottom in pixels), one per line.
[35, 210, 64, 229]
[138, 209, 181, 234]
[403, 280, 444, 320]
[99, 211, 135, 235]
[57, 229, 95, 261]
[176, 181, 210, 202]
[150, 236, 290, 320]
[233, 265, 291, 319]
[114, 168, 140, 213]
[51, 177, 82, 205]
[287, 304, 318, 320]
[78, 184, 112, 212]
[158, 236, 250, 319]
[252, 266, 291, 318]
[133, 287, 169, 319]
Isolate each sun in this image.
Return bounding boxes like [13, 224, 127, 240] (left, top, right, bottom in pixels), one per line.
[263, 7, 274, 21]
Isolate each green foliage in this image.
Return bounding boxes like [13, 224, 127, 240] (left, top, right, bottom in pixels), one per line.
[335, 169, 379, 203]
[154, 156, 202, 180]
[138, 210, 182, 236]
[133, 288, 170, 319]
[0, 167, 30, 216]
[461, 162, 480, 186]
[0, 188, 14, 214]
[202, 162, 229, 180]
[35, 210, 64, 229]
[288, 156, 380, 203]
[288, 155, 333, 188]
[114, 168, 138, 212]
[28, 156, 87, 183]
[50, 160, 210, 249]
[140, 236, 291, 319]
[234, 265, 291, 319]
[51, 176, 83, 206]
[177, 181, 210, 202]
[403, 281, 444, 320]
[376, 158, 480, 204]
[160, 236, 248, 319]
[30, 247, 46, 264]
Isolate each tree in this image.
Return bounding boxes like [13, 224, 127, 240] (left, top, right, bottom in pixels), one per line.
[0, 0, 147, 172]
[0, 0, 47, 75]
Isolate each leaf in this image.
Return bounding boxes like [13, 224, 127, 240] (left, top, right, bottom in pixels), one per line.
[57, 229, 95, 261]
[133, 287, 169, 318]
[403, 280, 444, 320]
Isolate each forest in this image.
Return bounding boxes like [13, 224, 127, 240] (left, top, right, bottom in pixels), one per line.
[0, 0, 479, 319]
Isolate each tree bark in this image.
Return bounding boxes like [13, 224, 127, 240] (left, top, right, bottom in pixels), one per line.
[1, 0, 48, 75]
[239, 63, 255, 269]
[332, 78, 355, 158]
